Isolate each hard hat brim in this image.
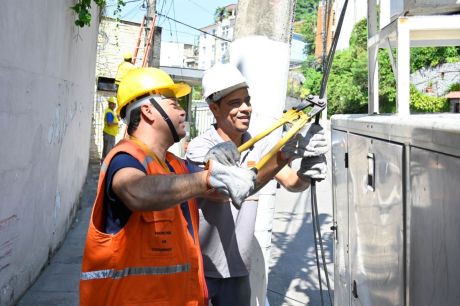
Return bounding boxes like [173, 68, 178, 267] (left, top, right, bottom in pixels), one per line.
[206, 82, 248, 103]
[156, 82, 191, 98]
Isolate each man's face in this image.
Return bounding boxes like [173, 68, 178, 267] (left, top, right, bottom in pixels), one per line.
[109, 102, 116, 110]
[157, 97, 187, 139]
[210, 88, 252, 134]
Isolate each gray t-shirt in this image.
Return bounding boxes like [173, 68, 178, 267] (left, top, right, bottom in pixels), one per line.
[186, 125, 273, 278]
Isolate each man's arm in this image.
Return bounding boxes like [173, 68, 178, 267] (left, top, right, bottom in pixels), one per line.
[112, 167, 209, 212]
[106, 112, 118, 127]
[113, 159, 256, 210]
[254, 151, 310, 192]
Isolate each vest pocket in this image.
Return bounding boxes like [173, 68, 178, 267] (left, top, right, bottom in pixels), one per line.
[141, 210, 178, 259]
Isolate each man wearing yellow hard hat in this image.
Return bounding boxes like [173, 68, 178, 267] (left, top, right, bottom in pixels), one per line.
[80, 67, 257, 305]
[114, 52, 135, 88]
[101, 96, 119, 161]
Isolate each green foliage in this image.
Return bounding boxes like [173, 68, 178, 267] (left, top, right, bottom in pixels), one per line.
[349, 19, 367, 55]
[214, 7, 228, 22]
[410, 85, 449, 113]
[192, 85, 203, 101]
[296, 0, 318, 56]
[410, 47, 460, 72]
[378, 48, 397, 113]
[446, 82, 460, 93]
[72, 0, 125, 27]
[300, 56, 322, 94]
[295, 0, 318, 21]
[323, 18, 369, 116]
[326, 49, 368, 116]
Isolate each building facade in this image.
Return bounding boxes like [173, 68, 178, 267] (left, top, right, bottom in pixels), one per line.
[197, 4, 236, 70]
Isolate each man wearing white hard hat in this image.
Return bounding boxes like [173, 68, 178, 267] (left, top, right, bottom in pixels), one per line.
[186, 63, 328, 305]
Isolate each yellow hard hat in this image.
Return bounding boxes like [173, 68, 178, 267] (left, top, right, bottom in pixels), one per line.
[116, 67, 191, 119]
[123, 52, 133, 60]
[107, 96, 117, 104]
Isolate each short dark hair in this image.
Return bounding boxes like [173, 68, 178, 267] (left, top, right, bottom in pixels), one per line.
[127, 107, 141, 135]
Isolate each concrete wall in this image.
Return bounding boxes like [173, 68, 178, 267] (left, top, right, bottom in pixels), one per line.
[96, 17, 144, 78]
[411, 61, 460, 96]
[0, 1, 99, 305]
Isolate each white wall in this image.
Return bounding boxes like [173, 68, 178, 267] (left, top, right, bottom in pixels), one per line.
[0, 1, 99, 305]
[160, 41, 186, 67]
[336, 0, 367, 51]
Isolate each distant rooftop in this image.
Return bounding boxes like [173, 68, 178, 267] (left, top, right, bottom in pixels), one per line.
[445, 91, 460, 99]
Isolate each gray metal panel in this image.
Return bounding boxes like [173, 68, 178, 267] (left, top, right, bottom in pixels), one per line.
[348, 134, 404, 306]
[331, 114, 460, 157]
[331, 129, 350, 306]
[408, 147, 460, 306]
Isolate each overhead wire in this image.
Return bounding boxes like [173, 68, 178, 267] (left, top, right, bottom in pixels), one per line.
[171, 0, 185, 75]
[186, 0, 214, 15]
[156, 12, 231, 42]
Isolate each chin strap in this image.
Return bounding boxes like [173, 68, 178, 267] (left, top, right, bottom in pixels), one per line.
[149, 97, 180, 143]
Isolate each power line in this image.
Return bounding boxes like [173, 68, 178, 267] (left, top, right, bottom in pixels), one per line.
[155, 12, 231, 42]
[186, 0, 214, 15]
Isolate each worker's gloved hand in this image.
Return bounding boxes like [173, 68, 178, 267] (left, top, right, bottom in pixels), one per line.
[281, 123, 328, 160]
[297, 155, 327, 182]
[204, 141, 241, 166]
[206, 159, 256, 208]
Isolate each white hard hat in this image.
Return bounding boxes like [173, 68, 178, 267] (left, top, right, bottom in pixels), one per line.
[202, 63, 248, 103]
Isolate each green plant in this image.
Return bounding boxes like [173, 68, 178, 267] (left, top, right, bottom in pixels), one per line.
[192, 85, 203, 101]
[71, 0, 125, 27]
[446, 82, 460, 93]
[214, 7, 228, 22]
[410, 85, 449, 113]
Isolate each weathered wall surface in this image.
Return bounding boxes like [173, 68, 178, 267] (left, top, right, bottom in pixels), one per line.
[411, 61, 460, 96]
[0, 1, 99, 305]
[96, 17, 143, 78]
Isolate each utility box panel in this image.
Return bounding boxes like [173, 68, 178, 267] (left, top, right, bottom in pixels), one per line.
[380, 0, 460, 28]
[392, 0, 460, 16]
[331, 130, 350, 306]
[331, 114, 460, 306]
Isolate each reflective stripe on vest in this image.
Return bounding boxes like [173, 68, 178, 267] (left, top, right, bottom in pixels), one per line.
[81, 263, 191, 281]
[80, 139, 208, 305]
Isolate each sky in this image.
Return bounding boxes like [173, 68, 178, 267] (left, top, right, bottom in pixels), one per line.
[105, 0, 235, 44]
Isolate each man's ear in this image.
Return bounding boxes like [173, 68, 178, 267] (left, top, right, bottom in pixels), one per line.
[140, 104, 155, 122]
[209, 102, 219, 117]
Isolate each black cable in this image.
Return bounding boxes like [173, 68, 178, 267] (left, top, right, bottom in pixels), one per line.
[312, 180, 333, 305]
[308, 2, 349, 304]
[156, 12, 231, 42]
[319, 0, 349, 99]
[311, 181, 324, 306]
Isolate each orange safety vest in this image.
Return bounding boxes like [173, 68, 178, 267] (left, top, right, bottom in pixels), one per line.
[80, 139, 207, 306]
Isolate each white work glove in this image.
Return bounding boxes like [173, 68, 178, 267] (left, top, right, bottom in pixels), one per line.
[204, 141, 241, 166]
[297, 155, 327, 182]
[281, 123, 328, 160]
[206, 159, 256, 208]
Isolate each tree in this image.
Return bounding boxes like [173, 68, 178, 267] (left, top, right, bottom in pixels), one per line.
[410, 85, 449, 113]
[296, 0, 318, 55]
[214, 7, 227, 23]
[71, 0, 126, 27]
[410, 47, 460, 72]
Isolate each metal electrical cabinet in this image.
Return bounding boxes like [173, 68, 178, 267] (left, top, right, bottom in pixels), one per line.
[331, 114, 460, 306]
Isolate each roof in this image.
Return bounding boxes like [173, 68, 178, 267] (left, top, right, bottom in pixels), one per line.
[445, 91, 460, 99]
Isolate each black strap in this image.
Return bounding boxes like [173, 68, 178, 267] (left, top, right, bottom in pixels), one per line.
[149, 98, 180, 143]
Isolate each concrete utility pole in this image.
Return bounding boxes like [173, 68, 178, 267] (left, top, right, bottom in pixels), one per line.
[145, 0, 160, 67]
[231, 0, 295, 305]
